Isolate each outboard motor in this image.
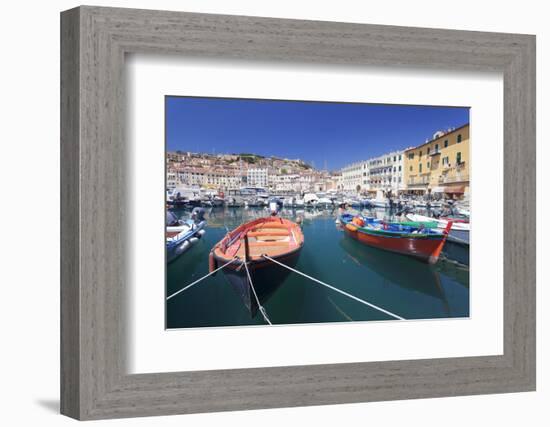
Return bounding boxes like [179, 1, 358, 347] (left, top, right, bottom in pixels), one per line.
[268, 197, 283, 216]
[191, 207, 206, 223]
[166, 210, 181, 226]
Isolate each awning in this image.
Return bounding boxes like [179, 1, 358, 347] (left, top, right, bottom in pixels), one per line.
[431, 186, 445, 193]
[444, 185, 465, 194]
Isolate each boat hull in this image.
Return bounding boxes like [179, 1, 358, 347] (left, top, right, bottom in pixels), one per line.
[342, 221, 448, 264]
[167, 235, 200, 263]
[166, 220, 206, 263]
[447, 228, 470, 245]
[214, 249, 301, 317]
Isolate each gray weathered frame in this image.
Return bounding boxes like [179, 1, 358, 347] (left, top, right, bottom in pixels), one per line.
[60, 5, 536, 420]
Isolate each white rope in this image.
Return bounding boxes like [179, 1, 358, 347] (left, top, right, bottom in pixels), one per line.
[242, 260, 273, 325]
[166, 257, 236, 301]
[261, 255, 405, 321]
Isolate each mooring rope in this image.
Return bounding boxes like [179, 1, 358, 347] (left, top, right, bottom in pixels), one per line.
[242, 260, 273, 325]
[261, 254, 405, 321]
[166, 257, 236, 301]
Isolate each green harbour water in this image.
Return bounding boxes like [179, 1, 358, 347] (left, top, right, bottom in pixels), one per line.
[166, 207, 470, 329]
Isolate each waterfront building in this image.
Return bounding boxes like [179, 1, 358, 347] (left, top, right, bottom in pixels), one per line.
[166, 170, 179, 190]
[341, 161, 369, 193]
[325, 173, 342, 192]
[340, 151, 404, 195]
[403, 124, 470, 196]
[366, 150, 404, 195]
[270, 174, 301, 192]
[247, 168, 269, 188]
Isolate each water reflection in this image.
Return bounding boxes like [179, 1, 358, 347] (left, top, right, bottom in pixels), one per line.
[339, 236, 450, 315]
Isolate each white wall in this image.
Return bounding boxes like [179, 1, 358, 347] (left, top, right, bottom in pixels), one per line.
[0, 0, 546, 426]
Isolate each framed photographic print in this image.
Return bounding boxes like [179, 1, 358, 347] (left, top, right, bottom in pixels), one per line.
[61, 6, 536, 420]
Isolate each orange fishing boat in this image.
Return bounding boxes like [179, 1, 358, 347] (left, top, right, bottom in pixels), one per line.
[209, 216, 304, 316]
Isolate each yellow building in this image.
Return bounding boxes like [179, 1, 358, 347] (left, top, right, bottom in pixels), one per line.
[403, 124, 470, 197]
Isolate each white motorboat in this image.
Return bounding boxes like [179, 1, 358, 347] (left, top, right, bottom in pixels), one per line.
[303, 193, 320, 207]
[166, 209, 207, 263]
[406, 213, 470, 245]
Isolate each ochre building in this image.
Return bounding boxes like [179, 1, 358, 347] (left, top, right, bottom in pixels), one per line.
[403, 124, 470, 197]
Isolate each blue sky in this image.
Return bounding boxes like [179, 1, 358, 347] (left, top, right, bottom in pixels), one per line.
[166, 96, 469, 171]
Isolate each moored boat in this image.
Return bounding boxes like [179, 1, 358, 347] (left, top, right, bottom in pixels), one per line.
[340, 213, 452, 264]
[406, 213, 470, 245]
[166, 208, 207, 263]
[209, 211, 304, 316]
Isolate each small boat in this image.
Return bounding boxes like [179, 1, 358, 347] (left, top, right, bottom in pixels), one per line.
[456, 207, 470, 218]
[166, 209, 207, 263]
[303, 193, 320, 207]
[294, 198, 305, 208]
[340, 213, 452, 264]
[369, 199, 389, 208]
[209, 205, 304, 316]
[317, 197, 334, 208]
[406, 213, 470, 245]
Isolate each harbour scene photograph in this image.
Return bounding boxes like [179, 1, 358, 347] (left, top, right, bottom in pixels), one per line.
[165, 96, 470, 329]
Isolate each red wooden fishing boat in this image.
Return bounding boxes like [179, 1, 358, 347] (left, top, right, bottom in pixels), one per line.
[209, 216, 304, 316]
[340, 213, 452, 264]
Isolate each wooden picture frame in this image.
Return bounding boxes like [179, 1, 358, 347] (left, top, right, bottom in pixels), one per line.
[60, 6, 536, 420]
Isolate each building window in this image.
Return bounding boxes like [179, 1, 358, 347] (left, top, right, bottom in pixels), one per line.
[419, 150, 422, 156]
[444, 140, 448, 148]
[427, 162, 430, 169]
[399, 155, 402, 160]
[435, 144, 439, 152]
[398, 166, 402, 171]
[393, 156, 396, 162]
[408, 153, 414, 160]
[427, 147, 430, 155]
[457, 134, 462, 143]
[409, 166, 413, 172]
[419, 164, 422, 173]
[457, 152, 462, 164]
[443, 156, 449, 165]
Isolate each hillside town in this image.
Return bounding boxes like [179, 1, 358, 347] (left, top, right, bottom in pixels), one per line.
[167, 123, 470, 201]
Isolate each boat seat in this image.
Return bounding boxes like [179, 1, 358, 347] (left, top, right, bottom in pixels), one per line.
[247, 230, 289, 237]
[252, 223, 288, 230]
[247, 241, 291, 247]
[234, 246, 296, 258]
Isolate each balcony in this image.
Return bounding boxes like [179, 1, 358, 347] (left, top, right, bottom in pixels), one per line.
[428, 149, 441, 156]
[408, 176, 430, 186]
[439, 173, 469, 184]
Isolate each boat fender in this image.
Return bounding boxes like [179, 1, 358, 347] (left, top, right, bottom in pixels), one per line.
[352, 216, 365, 227]
[197, 229, 206, 238]
[345, 223, 358, 232]
[208, 252, 217, 274]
